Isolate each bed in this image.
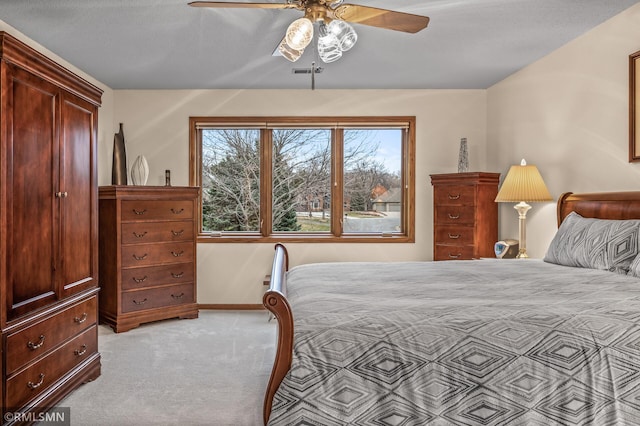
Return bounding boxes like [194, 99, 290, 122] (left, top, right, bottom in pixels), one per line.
[263, 191, 640, 425]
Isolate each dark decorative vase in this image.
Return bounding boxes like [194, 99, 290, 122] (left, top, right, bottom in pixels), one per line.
[112, 123, 127, 185]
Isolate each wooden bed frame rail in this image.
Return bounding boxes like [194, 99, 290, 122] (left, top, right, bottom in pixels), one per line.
[262, 243, 294, 425]
[557, 191, 640, 225]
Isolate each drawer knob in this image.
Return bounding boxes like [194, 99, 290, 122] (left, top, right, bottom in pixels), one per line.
[133, 253, 148, 261]
[171, 208, 184, 214]
[448, 233, 461, 239]
[27, 373, 45, 389]
[133, 231, 147, 238]
[133, 209, 147, 215]
[447, 213, 460, 220]
[171, 272, 185, 278]
[74, 344, 88, 356]
[171, 293, 185, 300]
[449, 253, 462, 259]
[74, 313, 88, 324]
[27, 335, 45, 350]
[133, 298, 148, 306]
[448, 193, 460, 200]
[133, 275, 148, 283]
[171, 250, 185, 257]
[171, 229, 185, 236]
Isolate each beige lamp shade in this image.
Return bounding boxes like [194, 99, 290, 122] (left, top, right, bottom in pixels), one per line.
[495, 159, 552, 202]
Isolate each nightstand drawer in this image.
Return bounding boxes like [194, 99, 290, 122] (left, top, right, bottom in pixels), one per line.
[121, 200, 193, 222]
[434, 185, 476, 206]
[434, 206, 475, 225]
[121, 221, 194, 244]
[434, 245, 475, 261]
[122, 283, 195, 313]
[434, 226, 474, 245]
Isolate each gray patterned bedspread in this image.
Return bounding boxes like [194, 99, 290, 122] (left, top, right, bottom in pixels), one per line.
[268, 259, 640, 425]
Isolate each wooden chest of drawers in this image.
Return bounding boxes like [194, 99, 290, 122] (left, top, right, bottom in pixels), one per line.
[430, 172, 500, 260]
[99, 186, 199, 332]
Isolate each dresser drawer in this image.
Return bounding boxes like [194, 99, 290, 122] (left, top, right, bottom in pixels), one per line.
[121, 221, 194, 244]
[122, 263, 195, 290]
[434, 206, 476, 225]
[121, 200, 193, 222]
[122, 283, 195, 313]
[434, 245, 475, 261]
[121, 242, 194, 267]
[434, 226, 474, 245]
[6, 326, 97, 409]
[433, 185, 476, 206]
[6, 296, 97, 374]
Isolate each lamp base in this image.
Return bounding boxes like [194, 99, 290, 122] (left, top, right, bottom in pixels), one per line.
[514, 201, 532, 259]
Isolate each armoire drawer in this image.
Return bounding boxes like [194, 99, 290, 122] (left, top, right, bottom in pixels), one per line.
[121, 221, 194, 245]
[121, 242, 194, 267]
[121, 283, 195, 313]
[434, 226, 474, 245]
[434, 245, 475, 261]
[121, 200, 193, 222]
[6, 326, 97, 409]
[433, 185, 476, 206]
[6, 296, 97, 374]
[121, 263, 195, 291]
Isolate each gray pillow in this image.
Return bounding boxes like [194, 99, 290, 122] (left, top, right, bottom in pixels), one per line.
[543, 211, 640, 273]
[628, 254, 640, 277]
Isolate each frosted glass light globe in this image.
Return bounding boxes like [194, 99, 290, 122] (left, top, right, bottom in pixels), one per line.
[278, 39, 304, 62]
[285, 18, 314, 50]
[327, 20, 357, 52]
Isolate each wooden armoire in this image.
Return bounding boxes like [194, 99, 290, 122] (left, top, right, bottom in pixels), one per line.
[0, 32, 102, 420]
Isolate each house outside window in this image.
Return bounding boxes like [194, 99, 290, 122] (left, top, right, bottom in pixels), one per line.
[189, 116, 415, 243]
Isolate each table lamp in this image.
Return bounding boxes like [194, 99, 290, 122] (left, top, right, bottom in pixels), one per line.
[495, 159, 552, 258]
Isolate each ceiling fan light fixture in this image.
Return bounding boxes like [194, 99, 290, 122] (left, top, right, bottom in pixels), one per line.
[285, 17, 314, 50]
[327, 20, 357, 52]
[318, 34, 342, 63]
[278, 39, 304, 62]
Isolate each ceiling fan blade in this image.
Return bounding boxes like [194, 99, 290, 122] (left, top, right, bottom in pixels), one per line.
[332, 4, 429, 33]
[188, 1, 296, 9]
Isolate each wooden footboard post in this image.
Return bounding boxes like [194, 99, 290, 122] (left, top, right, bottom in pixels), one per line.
[262, 243, 294, 426]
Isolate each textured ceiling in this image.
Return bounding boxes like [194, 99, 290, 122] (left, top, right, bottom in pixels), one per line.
[0, 0, 638, 90]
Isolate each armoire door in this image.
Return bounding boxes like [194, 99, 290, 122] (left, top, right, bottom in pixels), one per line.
[5, 64, 60, 320]
[59, 91, 98, 299]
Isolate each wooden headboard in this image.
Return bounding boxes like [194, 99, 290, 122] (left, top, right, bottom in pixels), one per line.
[557, 191, 640, 226]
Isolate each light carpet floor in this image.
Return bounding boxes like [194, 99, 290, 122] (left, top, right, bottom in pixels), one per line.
[56, 310, 277, 426]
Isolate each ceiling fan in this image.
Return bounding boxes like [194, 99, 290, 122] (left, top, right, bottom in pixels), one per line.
[188, 1, 430, 64]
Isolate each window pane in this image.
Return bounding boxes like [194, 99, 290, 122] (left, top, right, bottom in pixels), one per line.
[272, 129, 332, 233]
[201, 129, 260, 232]
[343, 129, 403, 234]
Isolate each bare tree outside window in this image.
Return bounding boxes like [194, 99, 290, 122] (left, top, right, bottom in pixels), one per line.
[202, 129, 260, 232]
[191, 117, 415, 242]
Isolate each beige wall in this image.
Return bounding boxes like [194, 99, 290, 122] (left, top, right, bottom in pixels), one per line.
[487, 2, 640, 258]
[112, 90, 487, 304]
